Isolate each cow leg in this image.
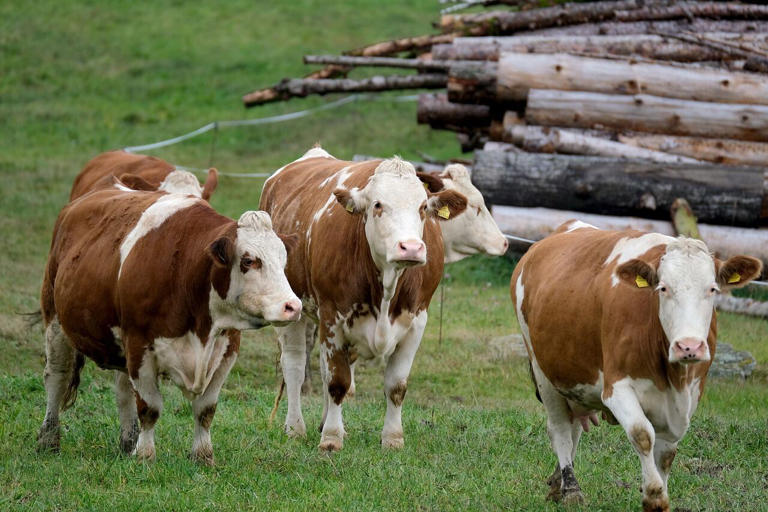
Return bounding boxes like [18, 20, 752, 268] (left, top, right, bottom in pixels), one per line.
[301, 321, 316, 395]
[654, 436, 678, 493]
[129, 350, 163, 462]
[190, 347, 238, 466]
[114, 371, 139, 454]
[318, 325, 350, 452]
[381, 311, 426, 449]
[604, 382, 668, 512]
[532, 361, 584, 504]
[38, 318, 81, 452]
[347, 359, 357, 398]
[277, 318, 309, 437]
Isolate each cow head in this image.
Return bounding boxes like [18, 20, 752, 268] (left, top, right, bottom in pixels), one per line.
[158, 170, 205, 197]
[617, 238, 762, 364]
[420, 164, 508, 263]
[334, 158, 467, 269]
[208, 211, 301, 328]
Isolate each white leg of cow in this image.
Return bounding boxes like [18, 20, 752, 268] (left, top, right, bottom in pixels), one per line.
[278, 319, 308, 437]
[38, 318, 81, 452]
[604, 380, 668, 512]
[381, 311, 426, 449]
[532, 360, 584, 504]
[318, 325, 349, 452]
[347, 359, 357, 398]
[301, 321, 316, 395]
[129, 350, 163, 462]
[190, 349, 238, 466]
[654, 436, 678, 493]
[114, 370, 139, 454]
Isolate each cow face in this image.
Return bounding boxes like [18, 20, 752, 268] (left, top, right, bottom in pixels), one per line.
[158, 170, 205, 197]
[428, 164, 508, 263]
[334, 158, 467, 269]
[208, 211, 301, 328]
[617, 238, 762, 364]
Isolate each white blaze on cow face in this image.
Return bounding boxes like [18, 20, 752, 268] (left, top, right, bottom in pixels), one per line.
[437, 164, 508, 263]
[158, 170, 204, 197]
[213, 211, 301, 328]
[337, 158, 430, 268]
[655, 239, 717, 364]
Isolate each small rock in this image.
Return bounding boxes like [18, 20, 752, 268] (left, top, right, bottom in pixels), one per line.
[708, 342, 756, 380]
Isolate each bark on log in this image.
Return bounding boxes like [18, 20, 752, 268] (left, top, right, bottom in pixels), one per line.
[525, 89, 768, 142]
[506, 125, 701, 163]
[303, 55, 451, 71]
[657, 31, 768, 73]
[432, 33, 768, 62]
[524, 19, 768, 37]
[617, 134, 768, 166]
[473, 150, 765, 226]
[493, 53, 768, 105]
[491, 204, 768, 266]
[417, 93, 492, 131]
[440, 2, 768, 35]
[243, 74, 447, 107]
[446, 61, 499, 104]
[344, 33, 457, 57]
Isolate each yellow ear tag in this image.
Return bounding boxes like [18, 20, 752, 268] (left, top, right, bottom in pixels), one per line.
[437, 205, 450, 219]
[345, 203, 354, 213]
[635, 275, 649, 288]
[423, 182, 429, 190]
[728, 272, 741, 284]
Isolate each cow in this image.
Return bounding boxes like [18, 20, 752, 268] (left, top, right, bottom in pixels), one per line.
[70, 150, 218, 201]
[259, 146, 468, 451]
[298, 162, 509, 395]
[38, 185, 301, 464]
[511, 221, 762, 511]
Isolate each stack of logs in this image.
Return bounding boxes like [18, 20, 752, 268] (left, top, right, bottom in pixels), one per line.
[243, 0, 768, 266]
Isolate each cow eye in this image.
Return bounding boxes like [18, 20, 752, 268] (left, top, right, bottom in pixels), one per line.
[242, 258, 253, 267]
[710, 286, 719, 294]
[659, 286, 667, 293]
[373, 201, 382, 209]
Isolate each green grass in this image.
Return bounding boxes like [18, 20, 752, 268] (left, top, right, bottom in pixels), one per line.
[1, 1, 767, 511]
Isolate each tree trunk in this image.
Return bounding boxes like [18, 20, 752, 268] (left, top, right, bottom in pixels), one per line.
[472, 150, 765, 226]
[417, 93, 492, 131]
[525, 89, 768, 142]
[439, 2, 768, 35]
[242, 74, 447, 107]
[506, 125, 701, 163]
[490, 204, 768, 266]
[432, 33, 768, 62]
[493, 53, 768, 104]
[617, 134, 768, 167]
[524, 19, 768, 37]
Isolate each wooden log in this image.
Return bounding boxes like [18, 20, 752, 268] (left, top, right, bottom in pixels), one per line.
[303, 55, 451, 71]
[524, 19, 768, 37]
[617, 134, 768, 167]
[506, 125, 701, 163]
[714, 295, 768, 318]
[242, 74, 447, 107]
[417, 93, 492, 131]
[491, 204, 768, 266]
[525, 89, 768, 142]
[472, 150, 765, 226]
[446, 61, 498, 104]
[493, 53, 768, 105]
[432, 33, 768, 62]
[344, 33, 457, 57]
[439, 2, 768, 35]
[657, 31, 768, 73]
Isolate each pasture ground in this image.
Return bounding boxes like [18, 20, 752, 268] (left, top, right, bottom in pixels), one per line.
[1, 1, 766, 510]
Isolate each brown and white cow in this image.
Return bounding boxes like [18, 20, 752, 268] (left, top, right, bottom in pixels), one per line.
[70, 150, 218, 201]
[260, 146, 467, 451]
[38, 186, 300, 463]
[511, 221, 762, 511]
[298, 161, 509, 395]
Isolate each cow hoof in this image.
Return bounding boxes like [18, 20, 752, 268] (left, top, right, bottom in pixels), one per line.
[134, 444, 156, 463]
[190, 448, 215, 467]
[37, 425, 61, 453]
[318, 435, 343, 452]
[562, 489, 584, 506]
[381, 433, 404, 450]
[642, 496, 669, 512]
[285, 422, 307, 439]
[120, 422, 140, 454]
[545, 488, 562, 502]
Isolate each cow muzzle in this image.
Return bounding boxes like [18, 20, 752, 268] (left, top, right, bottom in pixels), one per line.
[670, 337, 709, 364]
[391, 239, 426, 266]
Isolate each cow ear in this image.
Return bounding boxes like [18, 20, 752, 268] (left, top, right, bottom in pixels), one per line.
[616, 258, 659, 289]
[334, 188, 364, 214]
[208, 237, 234, 268]
[278, 233, 299, 253]
[118, 173, 155, 191]
[202, 168, 218, 202]
[416, 172, 444, 193]
[716, 255, 763, 290]
[427, 190, 467, 221]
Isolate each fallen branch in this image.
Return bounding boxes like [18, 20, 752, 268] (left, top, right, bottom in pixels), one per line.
[344, 33, 457, 57]
[519, 19, 768, 37]
[303, 55, 451, 71]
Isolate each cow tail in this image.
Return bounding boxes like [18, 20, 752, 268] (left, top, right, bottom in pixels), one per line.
[268, 379, 285, 426]
[61, 351, 85, 411]
[528, 360, 542, 404]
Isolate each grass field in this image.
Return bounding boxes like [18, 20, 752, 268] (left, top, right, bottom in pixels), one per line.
[1, 1, 767, 511]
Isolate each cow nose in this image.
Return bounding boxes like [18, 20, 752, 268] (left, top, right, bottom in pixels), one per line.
[282, 300, 302, 321]
[672, 337, 708, 363]
[396, 240, 426, 262]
